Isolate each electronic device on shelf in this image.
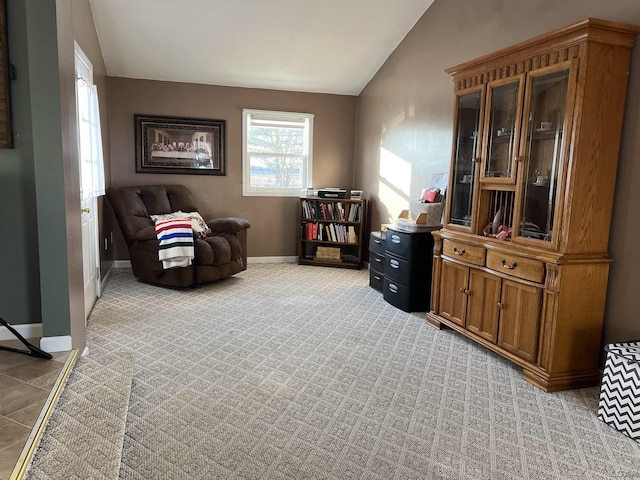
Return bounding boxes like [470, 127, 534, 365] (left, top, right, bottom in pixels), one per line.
[317, 188, 347, 199]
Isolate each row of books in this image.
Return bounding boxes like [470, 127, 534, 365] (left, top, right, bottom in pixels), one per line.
[302, 222, 358, 243]
[301, 200, 361, 222]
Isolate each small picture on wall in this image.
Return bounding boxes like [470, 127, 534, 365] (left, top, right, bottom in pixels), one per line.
[0, 0, 12, 149]
[134, 114, 226, 175]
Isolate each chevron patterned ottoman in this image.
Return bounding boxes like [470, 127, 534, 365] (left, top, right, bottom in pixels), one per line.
[598, 341, 640, 441]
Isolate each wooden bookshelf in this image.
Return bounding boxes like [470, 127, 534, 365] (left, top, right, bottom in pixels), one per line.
[298, 197, 366, 269]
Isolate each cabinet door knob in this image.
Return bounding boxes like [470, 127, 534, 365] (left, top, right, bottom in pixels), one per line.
[497, 302, 505, 309]
[472, 157, 480, 163]
[514, 155, 523, 162]
[453, 247, 466, 256]
[459, 287, 469, 295]
[501, 259, 518, 270]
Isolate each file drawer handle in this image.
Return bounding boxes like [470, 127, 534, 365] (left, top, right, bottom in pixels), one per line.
[374, 239, 382, 244]
[391, 234, 401, 244]
[501, 259, 518, 270]
[389, 259, 400, 269]
[374, 257, 382, 263]
[388, 283, 398, 293]
[453, 247, 466, 256]
[374, 275, 382, 281]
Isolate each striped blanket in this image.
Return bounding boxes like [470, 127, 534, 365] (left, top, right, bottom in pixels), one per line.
[155, 218, 194, 269]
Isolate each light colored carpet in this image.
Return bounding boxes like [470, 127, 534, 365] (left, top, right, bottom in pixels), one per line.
[24, 352, 134, 480]
[44, 264, 640, 478]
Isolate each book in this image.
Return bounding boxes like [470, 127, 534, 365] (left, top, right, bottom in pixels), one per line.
[348, 204, 360, 222]
[348, 226, 357, 243]
[329, 223, 337, 242]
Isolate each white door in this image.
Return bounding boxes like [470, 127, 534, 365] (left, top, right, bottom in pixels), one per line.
[81, 196, 99, 319]
[75, 43, 102, 322]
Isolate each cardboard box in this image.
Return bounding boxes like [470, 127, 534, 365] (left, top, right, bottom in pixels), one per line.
[394, 202, 444, 231]
[315, 246, 342, 261]
[409, 201, 444, 225]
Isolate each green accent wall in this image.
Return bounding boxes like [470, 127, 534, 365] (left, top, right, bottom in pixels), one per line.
[0, 0, 72, 338]
[0, 0, 41, 326]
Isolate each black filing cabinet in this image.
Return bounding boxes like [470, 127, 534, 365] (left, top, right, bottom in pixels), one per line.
[368, 231, 386, 292]
[383, 227, 436, 312]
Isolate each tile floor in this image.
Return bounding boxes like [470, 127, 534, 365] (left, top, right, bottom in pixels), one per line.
[0, 339, 70, 480]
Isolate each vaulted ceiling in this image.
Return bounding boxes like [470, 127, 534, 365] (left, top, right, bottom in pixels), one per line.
[88, 0, 435, 95]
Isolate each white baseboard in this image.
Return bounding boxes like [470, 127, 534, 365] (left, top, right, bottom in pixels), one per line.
[247, 256, 296, 264]
[1, 325, 75, 353]
[99, 266, 113, 297]
[40, 335, 72, 353]
[82, 346, 90, 356]
[114, 260, 132, 268]
[0, 322, 42, 341]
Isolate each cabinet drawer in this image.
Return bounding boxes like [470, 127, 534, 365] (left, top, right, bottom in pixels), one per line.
[385, 253, 431, 285]
[383, 278, 430, 312]
[385, 228, 434, 258]
[369, 232, 386, 255]
[385, 254, 411, 285]
[442, 240, 486, 266]
[369, 268, 384, 292]
[370, 252, 385, 270]
[385, 229, 413, 257]
[486, 250, 544, 283]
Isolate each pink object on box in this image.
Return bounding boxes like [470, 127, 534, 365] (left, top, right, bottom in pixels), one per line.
[421, 188, 439, 203]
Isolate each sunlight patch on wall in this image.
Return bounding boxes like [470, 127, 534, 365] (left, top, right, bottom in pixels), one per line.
[378, 181, 408, 223]
[380, 147, 411, 196]
[379, 147, 411, 222]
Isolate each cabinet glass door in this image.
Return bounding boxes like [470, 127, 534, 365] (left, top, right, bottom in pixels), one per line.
[517, 67, 571, 243]
[483, 77, 523, 182]
[448, 87, 482, 228]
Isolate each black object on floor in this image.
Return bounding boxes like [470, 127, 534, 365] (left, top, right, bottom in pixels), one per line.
[0, 316, 52, 359]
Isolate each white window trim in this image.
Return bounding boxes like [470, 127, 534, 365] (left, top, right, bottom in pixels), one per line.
[242, 108, 314, 197]
[74, 40, 92, 83]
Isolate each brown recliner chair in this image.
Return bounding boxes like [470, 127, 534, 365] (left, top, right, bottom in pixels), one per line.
[106, 184, 250, 288]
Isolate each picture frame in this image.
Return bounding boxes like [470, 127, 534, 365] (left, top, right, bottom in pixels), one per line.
[0, 0, 13, 149]
[134, 114, 226, 175]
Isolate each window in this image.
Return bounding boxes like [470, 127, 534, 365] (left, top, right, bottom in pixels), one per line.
[243, 109, 314, 196]
[74, 42, 105, 199]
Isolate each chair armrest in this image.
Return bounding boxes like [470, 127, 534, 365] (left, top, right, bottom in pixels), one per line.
[207, 217, 251, 235]
[134, 226, 158, 242]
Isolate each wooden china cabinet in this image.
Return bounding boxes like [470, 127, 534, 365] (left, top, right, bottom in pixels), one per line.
[427, 19, 640, 392]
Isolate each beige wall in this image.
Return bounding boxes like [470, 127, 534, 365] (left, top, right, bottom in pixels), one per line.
[107, 78, 357, 258]
[354, 0, 640, 345]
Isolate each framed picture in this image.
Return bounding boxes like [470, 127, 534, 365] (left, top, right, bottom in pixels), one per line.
[0, 0, 12, 149]
[135, 114, 226, 175]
